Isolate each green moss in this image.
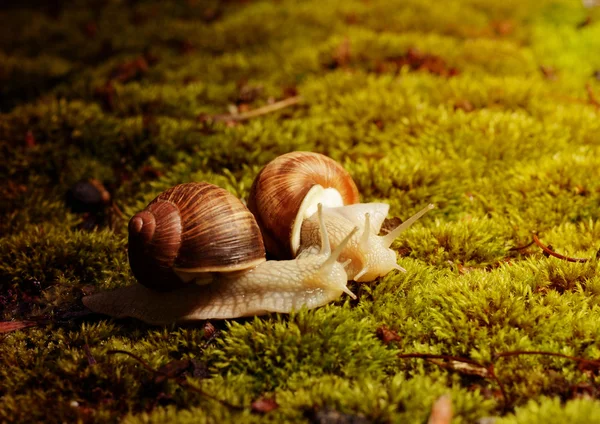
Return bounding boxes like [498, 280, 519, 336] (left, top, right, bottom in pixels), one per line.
[2, 0, 600, 422]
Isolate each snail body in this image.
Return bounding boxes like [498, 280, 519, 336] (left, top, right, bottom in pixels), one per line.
[248, 152, 434, 282]
[299, 202, 434, 282]
[83, 183, 357, 324]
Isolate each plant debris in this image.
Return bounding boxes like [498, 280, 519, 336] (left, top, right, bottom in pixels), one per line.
[380, 48, 459, 77]
[202, 96, 303, 123]
[0, 320, 38, 334]
[251, 396, 279, 413]
[376, 325, 402, 345]
[532, 233, 596, 263]
[399, 350, 600, 410]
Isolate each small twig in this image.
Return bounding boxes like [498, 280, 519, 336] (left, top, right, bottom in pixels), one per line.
[397, 353, 483, 368]
[508, 240, 535, 251]
[399, 350, 600, 411]
[532, 234, 590, 263]
[494, 350, 600, 370]
[107, 349, 243, 410]
[398, 353, 509, 408]
[212, 96, 303, 122]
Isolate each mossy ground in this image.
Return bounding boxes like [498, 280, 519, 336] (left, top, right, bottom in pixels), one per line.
[1, 0, 600, 422]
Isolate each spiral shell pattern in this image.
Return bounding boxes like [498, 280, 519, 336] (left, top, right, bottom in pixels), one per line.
[248, 152, 359, 258]
[128, 182, 266, 291]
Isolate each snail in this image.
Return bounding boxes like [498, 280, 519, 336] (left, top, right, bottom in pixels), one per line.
[248, 152, 434, 282]
[82, 182, 358, 325]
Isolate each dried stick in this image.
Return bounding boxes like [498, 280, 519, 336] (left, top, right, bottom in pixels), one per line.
[212, 96, 303, 122]
[397, 353, 509, 408]
[508, 240, 535, 251]
[532, 234, 590, 263]
[399, 350, 600, 411]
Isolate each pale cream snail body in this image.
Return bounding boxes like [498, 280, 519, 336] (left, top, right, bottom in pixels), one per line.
[82, 182, 357, 324]
[248, 152, 434, 282]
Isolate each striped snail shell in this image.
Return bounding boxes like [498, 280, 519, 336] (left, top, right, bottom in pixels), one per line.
[128, 182, 266, 291]
[248, 151, 359, 259]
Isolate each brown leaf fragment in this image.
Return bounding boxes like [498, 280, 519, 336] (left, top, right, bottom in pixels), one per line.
[428, 394, 453, 424]
[0, 320, 38, 333]
[251, 396, 279, 413]
[376, 325, 402, 345]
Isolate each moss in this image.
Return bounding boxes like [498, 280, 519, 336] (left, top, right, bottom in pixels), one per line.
[2, 0, 600, 422]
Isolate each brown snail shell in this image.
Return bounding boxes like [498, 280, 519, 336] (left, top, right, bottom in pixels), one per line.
[248, 152, 359, 259]
[128, 182, 266, 291]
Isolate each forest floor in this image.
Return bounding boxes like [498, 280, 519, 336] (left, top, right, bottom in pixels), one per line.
[2, 0, 600, 422]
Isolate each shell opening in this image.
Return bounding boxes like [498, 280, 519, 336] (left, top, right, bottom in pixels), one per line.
[291, 185, 344, 255]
